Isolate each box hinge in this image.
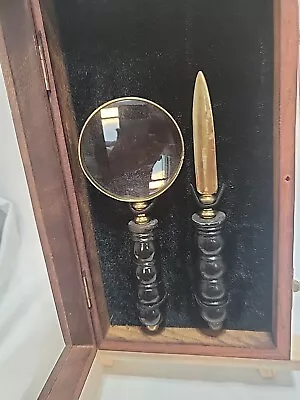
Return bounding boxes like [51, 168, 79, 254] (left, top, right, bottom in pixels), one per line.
[36, 31, 51, 93]
[82, 271, 92, 309]
[293, 280, 300, 293]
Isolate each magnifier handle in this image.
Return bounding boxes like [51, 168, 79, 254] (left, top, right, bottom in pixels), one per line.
[128, 218, 166, 332]
[192, 211, 228, 331]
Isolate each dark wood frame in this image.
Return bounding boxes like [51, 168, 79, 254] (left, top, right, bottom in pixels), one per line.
[0, 0, 298, 398]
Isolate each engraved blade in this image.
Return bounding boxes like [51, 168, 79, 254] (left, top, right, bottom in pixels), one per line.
[192, 71, 218, 196]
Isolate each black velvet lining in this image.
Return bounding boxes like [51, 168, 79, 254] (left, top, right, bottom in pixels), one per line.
[53, 0, 274, 331]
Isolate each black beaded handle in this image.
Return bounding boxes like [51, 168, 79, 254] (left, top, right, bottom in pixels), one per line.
[191, 185, 228, 331]
[128, 214, 166, 332]
[192, 211, 228, 330]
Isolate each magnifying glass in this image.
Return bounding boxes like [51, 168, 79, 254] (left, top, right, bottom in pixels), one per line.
[78, 97, 184, 331]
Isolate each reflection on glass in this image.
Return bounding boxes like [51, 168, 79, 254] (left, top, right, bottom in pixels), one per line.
[101, 107, 120, 146]
[79, 98, 184, 201]
[149, 155, 170, 191]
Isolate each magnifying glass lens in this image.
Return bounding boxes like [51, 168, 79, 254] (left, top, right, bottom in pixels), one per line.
[79, 98, 184, 202]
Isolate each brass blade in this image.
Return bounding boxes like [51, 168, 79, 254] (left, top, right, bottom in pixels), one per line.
[192, 71, 218, 196]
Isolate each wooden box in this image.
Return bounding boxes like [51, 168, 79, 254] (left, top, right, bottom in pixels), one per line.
[0, 0, 298, 398]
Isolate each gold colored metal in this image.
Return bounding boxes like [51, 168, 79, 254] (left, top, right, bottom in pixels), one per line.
[201, 208, 216, 219]
[135, 215, 149, 224]
[192, 71, 218, 197]
[199, 194, 216, 218]
[200, 194, 215, 206]
[78, 97, 185, 203]
[147, 324, 160, 332]
[132, 202, 149, 224]
[293, 280, 300, 293]
[82, 272, 92, 309]
[133, 202, 148, 211]
[37, 31, 51, 92]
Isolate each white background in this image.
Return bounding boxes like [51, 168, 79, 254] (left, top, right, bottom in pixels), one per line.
[0, 67, 64, 399]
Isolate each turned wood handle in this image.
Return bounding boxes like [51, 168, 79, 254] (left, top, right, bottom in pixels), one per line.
[128, 218, 166, 331]
[192, 211, 228, 331]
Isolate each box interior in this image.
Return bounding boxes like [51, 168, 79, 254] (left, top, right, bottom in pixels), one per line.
[52, 0, 274, 332]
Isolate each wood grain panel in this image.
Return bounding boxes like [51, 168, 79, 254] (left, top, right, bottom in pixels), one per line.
[33, 0, 110, 343]
[272, 0, 298, 359]
[0, 0, 94, 345]
[102, 326, 284, 359]
[38, 346, 96, 400]
[106, 326, 272, 349]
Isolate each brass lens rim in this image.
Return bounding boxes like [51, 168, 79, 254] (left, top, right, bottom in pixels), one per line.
[78, 96, 185, 203]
